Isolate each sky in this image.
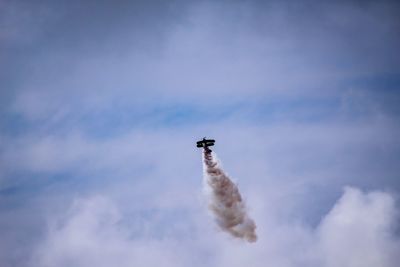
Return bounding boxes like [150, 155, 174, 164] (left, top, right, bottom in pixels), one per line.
[1, 0, 400, 266]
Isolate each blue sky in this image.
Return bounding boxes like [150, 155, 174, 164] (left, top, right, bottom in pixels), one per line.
[1, 0, 400, 266]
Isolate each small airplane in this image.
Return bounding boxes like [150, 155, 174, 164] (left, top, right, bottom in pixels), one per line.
[196, 137, 215, 151]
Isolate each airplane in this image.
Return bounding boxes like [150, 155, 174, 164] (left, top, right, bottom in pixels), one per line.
[196, 137, 215, 151]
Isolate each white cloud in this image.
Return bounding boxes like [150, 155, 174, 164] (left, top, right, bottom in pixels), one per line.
[32, 187, 399, 267]
[317, 187, 399, 267]
[33, 197, 187, 267]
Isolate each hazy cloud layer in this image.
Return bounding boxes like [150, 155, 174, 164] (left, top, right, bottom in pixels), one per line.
[1, 0, 399, 120]
[1, 0, 399, 266]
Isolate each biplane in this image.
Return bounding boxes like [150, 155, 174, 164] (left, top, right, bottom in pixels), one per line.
[196, 137, 215, 151]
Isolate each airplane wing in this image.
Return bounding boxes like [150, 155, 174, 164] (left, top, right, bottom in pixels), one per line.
[196, 138, 215, 148]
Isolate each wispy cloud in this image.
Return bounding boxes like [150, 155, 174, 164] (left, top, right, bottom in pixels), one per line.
[0, 0, 399, 266]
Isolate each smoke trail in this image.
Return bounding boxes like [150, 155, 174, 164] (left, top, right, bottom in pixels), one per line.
[203, 147, 257, 242]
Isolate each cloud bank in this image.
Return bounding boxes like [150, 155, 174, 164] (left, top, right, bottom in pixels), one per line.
[32, 187, 399, 267]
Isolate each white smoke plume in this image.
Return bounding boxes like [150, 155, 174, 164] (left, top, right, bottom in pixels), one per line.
[203, 147, 257, 242]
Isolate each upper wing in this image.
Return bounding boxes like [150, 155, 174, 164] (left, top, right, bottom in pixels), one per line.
[196, 138, 215, 147]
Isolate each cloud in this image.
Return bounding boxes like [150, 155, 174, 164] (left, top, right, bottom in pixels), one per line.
[32, 197, 187, 267]
[31, 187, 399, 267]
[317, 187, 399, 267]
[0, 1, 399, 266]
[2, 0, 399, 121]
